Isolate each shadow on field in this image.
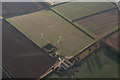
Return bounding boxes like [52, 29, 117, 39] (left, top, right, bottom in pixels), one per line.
[86, 58, 93, 74]
[84, 50, 103, 74]
[103, 46, 119, 63]
[89, 55, 95, 68]
[93, 53, 103, 69]
[46, 46, 118, 78]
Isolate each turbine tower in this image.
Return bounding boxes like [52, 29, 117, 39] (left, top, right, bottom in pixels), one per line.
[41, 33, 44, 46]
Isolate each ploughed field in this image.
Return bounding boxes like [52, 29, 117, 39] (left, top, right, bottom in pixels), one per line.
[104, 30, 120, 52]
[6, 10, 94, 57]
[2, 2, 48, 18]
[2, 20, 55, 78]
[51, 2, 117, 21]
[74, 9, 118, 39]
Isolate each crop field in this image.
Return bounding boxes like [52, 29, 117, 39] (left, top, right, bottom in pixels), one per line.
[7, 10, 94, 57]
[2, 20, 55, 78]
[2, 2, 48, 18]
[51, 2, 117, 21]
[74, 9, 119, 39]
[105, 30, 120, 52]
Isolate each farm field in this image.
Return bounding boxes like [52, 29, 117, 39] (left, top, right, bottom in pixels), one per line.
[74, 9, 119, 39]
[2, 20, 55, 78]
[51, 2, 117, 21]
[7, 10, 94, 57]
[48, 47, 118, 78]
[104, 30, 120, 52]
[2, 2, 48, 18]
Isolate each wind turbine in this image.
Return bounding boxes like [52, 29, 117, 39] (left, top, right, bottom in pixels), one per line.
[41, 33, 44, 46]
[59, 35, 64, 53]
[59, 35, 62, 43]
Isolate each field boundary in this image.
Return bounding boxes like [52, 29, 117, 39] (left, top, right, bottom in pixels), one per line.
[70, 29, 119, 62]
[4, 19, 42, 50]
[2, 66, 14, 79]
[3, 7, 47, 19]
[50, 2, 69, 7]
[102, 28, 120, 40]
[51, 7, 72, 21]
[71, 41, 96, 59]
[50, 8, 95, 40]
[4, 19, 55, 62]
[72, 7, 118, 22]
[74, 23, 97, 39]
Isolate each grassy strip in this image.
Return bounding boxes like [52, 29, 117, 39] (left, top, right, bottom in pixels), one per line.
[51, 7, 71, 21]
[74, 23, 97, 39]
[72, 8, 118, 22]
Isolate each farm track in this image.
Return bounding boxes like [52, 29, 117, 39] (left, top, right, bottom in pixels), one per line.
[50, 8, 95, 40]
[72, 8, 118, 22]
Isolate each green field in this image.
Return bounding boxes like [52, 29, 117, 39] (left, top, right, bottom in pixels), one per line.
[7, 10, 94, 56]
[48, 47, 118, 78]
[51, 2, 117, 21]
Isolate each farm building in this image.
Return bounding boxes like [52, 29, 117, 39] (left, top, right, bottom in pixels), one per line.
[60, 60, 73, 70]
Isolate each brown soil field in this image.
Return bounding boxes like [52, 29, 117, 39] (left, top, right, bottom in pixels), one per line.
[75, 9, 119, 39]
[2, 2, 48, 18]
[105, 30, 120, 52]
[2, 20, 55, 78]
